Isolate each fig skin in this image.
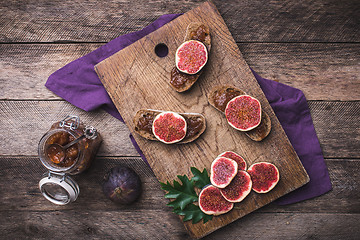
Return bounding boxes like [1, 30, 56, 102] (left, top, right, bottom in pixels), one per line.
[210, 157, 238, 188]
[175, 40, 208, 75]
[225, 95, 262, 131]
[247, 162, 279, 193]
[198, 185, 233, 215]
[152, 111, 187, 144]
[219, 151, 247, 171]
[103, 166, 142, 205]
[220, 170, 252, 203]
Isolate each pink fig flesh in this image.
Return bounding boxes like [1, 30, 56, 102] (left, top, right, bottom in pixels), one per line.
[220, 170, 252, 202]
[219, 151, 247, 171]
[198, 185, 234, 215]
[175, 40, 208, 74]
[225, 95, 262, 131]
[152, 111, 187, 144]
[210, 157, 238, 188]
[247, 162, 279, 193]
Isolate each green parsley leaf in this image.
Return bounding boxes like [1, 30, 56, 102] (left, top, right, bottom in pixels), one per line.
[174, 203, 213, 224]
[190, 167, 210, 189]
[160, 167, 213, 224]
[160, 174, 197, 210]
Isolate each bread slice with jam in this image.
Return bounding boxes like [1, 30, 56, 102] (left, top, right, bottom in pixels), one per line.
[170, 22, 211, 92]
[133, 109, 206, 144]
[208, 85, 271, 141]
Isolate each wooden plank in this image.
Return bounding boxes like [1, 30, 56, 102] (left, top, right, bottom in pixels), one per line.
[0, 100, 359, 158]
[95, 2, 309, 238]
[0, 0, 359, 43]
[0, 156, 359, 213]
[308, 101, 360, 159]
[241, 43, 360, 101]
[205, 213, 360, 240]
[0, 210, 358, 239]
[0, 43, 101, 100]
[1, 43, 359, 101]
[0, 210, 188, 240]
[0, 101, 138, 156]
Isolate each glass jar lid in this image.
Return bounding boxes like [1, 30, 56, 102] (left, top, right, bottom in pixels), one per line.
[39, 172, 79, 205]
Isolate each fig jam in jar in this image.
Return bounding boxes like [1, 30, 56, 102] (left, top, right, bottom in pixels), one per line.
[38, 115, 102, 205]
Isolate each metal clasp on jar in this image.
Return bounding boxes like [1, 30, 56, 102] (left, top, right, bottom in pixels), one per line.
[59, 115, 80, 130]
[84, 126, 98, 139]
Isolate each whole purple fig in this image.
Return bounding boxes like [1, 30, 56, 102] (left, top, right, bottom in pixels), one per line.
[103, 166, 142, 204]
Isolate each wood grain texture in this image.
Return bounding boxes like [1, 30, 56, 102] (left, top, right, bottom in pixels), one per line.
[1, 210, 359, 240]
[0, 100, 359, 158]
[95, 2, 309, 238]
[0, 101, 137, 156]
[1, 0, 359, 43]
[242, 43, 360, 100]
[1, 211, 359, 240]
[1, 0, 359, 239]
[0, 156, 358, 213]
[1, 43, 359, 101]
[0, 156, 359, 239]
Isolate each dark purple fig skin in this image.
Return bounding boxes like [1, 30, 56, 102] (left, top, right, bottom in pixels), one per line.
[103, 166, 142, 205]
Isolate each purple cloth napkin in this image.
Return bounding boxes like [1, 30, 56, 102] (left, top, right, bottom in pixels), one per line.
[45, 14, 332, 205]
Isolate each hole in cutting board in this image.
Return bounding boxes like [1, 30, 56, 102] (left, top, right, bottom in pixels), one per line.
[154, 43, 169, 58]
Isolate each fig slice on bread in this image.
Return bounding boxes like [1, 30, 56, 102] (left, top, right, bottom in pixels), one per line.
[175, 40, 208, 75]
[170, 22, 211, 92]
[133, 109, 206, 144]
[152, 111, 187, 144]
[225, 95, 262, 131]
[208, 85, 271, 141]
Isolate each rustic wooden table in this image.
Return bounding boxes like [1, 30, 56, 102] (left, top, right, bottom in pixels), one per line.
[1, 0, 359, 239]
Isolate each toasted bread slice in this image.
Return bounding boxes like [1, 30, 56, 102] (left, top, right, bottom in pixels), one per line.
[244, 111, 271, 141]
[208, 85, 271, 141]
[184, 22, 211, 51]
[208, 85, 246, 112]
[170, 22, 211, 92]
[133, 109, 206, 144]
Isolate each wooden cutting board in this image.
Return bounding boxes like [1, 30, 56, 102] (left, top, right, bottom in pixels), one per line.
[95, 1, 309, 238]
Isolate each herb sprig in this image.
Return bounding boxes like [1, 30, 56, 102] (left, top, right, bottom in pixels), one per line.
[159, 167, 213, 224]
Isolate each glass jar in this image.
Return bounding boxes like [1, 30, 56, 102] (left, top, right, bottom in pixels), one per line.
[38, 115, 102, 205]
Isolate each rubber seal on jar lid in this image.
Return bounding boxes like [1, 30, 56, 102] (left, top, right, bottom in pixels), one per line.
[39, 172, 79, 205]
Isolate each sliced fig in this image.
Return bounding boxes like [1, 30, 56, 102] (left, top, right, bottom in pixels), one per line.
[208, 85, 271, 141]
[170, 23, 211, 93]
[225, 95, 262, 131]
[134, 109, 206, 144]
[245, 110, 271, 142]
[247, 162, 280, 193]
[175, 40, 208, 75]
[219, 151, 247, 171]
[210, 157, 238, 188]
[152, 111, 187, 144]
[220, 170, 252, 203]
[198, 185, 234, 215]
[208, 85, 246, 113]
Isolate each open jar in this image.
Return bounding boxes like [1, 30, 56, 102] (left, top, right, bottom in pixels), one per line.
[38, 115, 102, 205]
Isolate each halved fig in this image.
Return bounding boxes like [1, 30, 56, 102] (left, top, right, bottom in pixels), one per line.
[219, 151, 247, 171]
[245, 111, 271, 142]
[208, 85, 271, 141]
[170, 23, 211, 93]
[225, 95, 262, 131]
[152, 111, 187, 144]
[198, 185, 234, 215]
[210, 157, 238, 188]
[133, 109, 206, 144]
[220, 170, 252, 203]
[175, 40, 208, 75]
[247, 162, 280, 193]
